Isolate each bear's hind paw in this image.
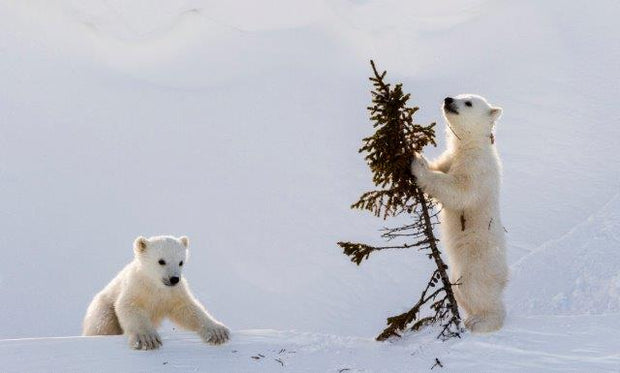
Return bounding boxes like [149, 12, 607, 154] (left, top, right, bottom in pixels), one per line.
[465, 314, 503, 333]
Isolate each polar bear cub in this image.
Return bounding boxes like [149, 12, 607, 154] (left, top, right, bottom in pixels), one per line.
[83, 235, 230, 349]
[411, 94, 508, 333]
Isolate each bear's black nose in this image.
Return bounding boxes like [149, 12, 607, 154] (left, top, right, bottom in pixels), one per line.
[170, 276, 180, 285]
[444, 97, 454, 104]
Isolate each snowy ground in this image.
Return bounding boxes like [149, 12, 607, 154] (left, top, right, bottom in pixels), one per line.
[2, 315, 619, 373]
[1, 0, 619, 371]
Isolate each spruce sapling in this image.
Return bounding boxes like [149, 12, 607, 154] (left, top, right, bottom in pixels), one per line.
[338, 60, 462, 341]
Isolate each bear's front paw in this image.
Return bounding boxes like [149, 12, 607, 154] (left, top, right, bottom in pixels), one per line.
[128, 330, 162, 350]
[200, 323, 230, 345]
[411, 153, 429, 179]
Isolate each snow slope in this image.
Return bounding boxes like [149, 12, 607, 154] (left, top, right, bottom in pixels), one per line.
[2, 315, 619, 373]
[509, 193, 620, 316]
[0, 0, 619, 371]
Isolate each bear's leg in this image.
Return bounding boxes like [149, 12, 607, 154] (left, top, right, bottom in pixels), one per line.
[459, 278, 505, 333]
[413, 169, 479, 211]
[450, 267, 478, 321]
[453, 277, 504, 332]
[452, 284, 473, 319]
[429, 151, 453, 173]
[169, 297, 230, 345]
[82, 296, 122, 336]
[115, 298, 162, 350]
[464, 303, 505, 333]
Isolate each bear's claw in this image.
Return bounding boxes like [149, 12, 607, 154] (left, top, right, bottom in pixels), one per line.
[201, 323, 230, 345]
[411, 153, 429, 179]
[129, 331, 162, 350]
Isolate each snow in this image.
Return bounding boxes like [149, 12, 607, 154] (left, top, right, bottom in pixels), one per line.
[2, 315, 619, 373]
[0, 0, 619, 371]
[509, 192, 620, 315]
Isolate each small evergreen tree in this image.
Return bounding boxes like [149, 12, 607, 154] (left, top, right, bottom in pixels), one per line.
[338, 61, 462, 341]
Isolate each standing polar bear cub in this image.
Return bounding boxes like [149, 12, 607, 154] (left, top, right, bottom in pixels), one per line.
[411, 94, 508, 333]
[83, 235, 230, 349]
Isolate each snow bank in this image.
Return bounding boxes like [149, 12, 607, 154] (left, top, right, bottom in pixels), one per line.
[1, 315, 618, 372]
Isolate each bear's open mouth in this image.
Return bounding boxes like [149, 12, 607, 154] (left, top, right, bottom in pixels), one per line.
[444, 103, 459, 115]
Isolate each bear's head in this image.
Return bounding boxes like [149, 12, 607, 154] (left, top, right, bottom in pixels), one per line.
[133, 235, 189, 287]
[442, 94, 502, 142]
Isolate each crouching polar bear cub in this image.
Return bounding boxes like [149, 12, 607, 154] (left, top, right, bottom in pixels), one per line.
[411, 94, 508, 333]
[83, 235, 229, 349]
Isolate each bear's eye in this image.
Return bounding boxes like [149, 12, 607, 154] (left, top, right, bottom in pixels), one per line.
[179, 261, 183, 266]
[158, 259, 166, 265]
[465, 101, 472, 107]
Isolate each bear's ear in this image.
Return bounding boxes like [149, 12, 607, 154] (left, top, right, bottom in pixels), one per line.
[489, 107, 503, 122]
[179, 236, 189, 248]
[134, 236, 149, 253]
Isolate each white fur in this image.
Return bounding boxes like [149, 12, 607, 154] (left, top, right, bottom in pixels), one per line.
[82, 235, 230, 349]
[411, 94, 508, 333]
